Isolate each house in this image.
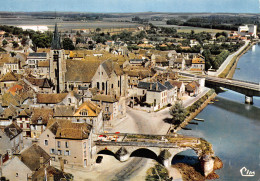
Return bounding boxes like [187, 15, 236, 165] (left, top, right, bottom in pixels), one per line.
[24, 77, 54, 94]
[0, 71, 19, 94]
[0, 129, 12, 166]
[54, 101, 103, 134]
[1, 56, 20, 74]
[35, 60, 50, 78]
[173, 58, 185, 70]
[186, 81, 200, 96]
[1, 144, 51, 181]
[27, 52, 48, 69]
[164, 81, 177, 105]
[16, 109, 32, 137]
[36, 91, 82, 107]
[137, 81, 168, 110]
[38, 119, 93, 167]
[4, 123, 23, 154]
[167, 80, 185, 99]
[91, 94, 123, 121]
[238, 25, 257, 38]
[191, 57, 205, 71]
[30, 108, 54, 138]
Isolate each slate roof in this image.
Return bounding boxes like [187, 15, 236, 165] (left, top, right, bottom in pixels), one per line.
[37, 93, 68, 104]
[28, 52, 47, 57]
[4, 123, 23, 139]
[164, 81, 175, 90]
[137, 81, 167, 92]
[20, 144, 51, 171]
[65, 60, 100, 83]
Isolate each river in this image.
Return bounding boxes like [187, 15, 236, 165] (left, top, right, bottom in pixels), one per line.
[176, 43, 260, 180]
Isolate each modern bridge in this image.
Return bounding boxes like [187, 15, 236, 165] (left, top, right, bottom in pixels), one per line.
[94, 133, 217, 176]
[179, 72, 260, 104]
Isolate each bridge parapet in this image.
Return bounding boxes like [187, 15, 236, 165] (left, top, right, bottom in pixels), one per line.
[93, 133, 216, 177]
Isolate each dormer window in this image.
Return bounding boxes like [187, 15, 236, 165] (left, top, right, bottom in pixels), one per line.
[37, 117, 42, 124]
[80, 109, 88, 116]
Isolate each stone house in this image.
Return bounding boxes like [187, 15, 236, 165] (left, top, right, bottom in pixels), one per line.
[26, 52, 48, 69]
[173, 58, 185, 70]
[38, 119, 93, 167]
[164, 81, 178, 105]
[186, 81, 200, 96]
[4, 123, 23, 153]
[1, 56, 20, 74]
[0, 129, 12, 166]
[1, 144, 51, 181]
[191, 57, 205, 71]
[137, 81, 168, 111]
[30, 108, 54, 138]
[53, 101, 103, 134]
[35, 91, 82, 108]
[167, 80, 185, 99]
[34, 60, 50, 78]
[0, 71, 19, 94]
[16, 109, 31, 137]
[24, 77, 54, 94]
[91, 94, 125, 121]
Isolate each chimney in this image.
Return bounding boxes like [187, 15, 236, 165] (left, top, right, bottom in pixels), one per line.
[59, 157, 64, 172]
[156, 83, 158, 91]
[40, 156, 44, 168]
[149, 83, 152, 90]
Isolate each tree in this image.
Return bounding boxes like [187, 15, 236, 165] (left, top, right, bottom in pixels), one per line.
[169, 102, 187, 125]
[12, 41, 19, 48]
[96, 28, 101, 33]
[62, 38, 75, 50]
[2, 39, 8, 47]
[146, 164, 172, 181]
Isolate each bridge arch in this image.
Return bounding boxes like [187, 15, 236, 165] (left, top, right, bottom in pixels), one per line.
[130, 148, 158, 161]
[97, 149, 116, 157]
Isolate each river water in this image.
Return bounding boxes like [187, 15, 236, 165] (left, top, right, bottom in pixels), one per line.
[177, 43, 260, 181]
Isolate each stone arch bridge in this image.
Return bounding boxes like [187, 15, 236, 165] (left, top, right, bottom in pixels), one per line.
[94, 133, 216, 176]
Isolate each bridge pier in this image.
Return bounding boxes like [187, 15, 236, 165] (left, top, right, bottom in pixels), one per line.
[115, 147, 130, 162]
[158, 150, 173, 168]
[201, 155, 215, 177]
[245, 95, 253, 104]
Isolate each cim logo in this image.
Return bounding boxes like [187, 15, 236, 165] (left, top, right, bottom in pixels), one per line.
[240, 167, 255, 177]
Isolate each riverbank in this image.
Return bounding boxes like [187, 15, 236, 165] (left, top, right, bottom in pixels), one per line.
[226, 41, 256, 79]
[174, 90, 217, 132]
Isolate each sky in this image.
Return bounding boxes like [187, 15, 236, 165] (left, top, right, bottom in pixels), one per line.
[1, 0, 259, 13]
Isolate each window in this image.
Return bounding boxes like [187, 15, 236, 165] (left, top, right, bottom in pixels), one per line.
[97, 82, 99, 89]
[16, 173, 18, 177]
[26, 123, 30, 128]
[102, 82, 105, 91]
[20, 123, 23, 128]
[80, 109, 88, 116]
[84, 151, 86, 157]
[64, 150, 70, 156]
[50, 149, 55, 154]
[65, 142, 69, 148]
[68, 98, 71, 103]
[111, 84, 113, 88]
[44, 140, 48, 146]
[58, 150, 62, 155]
[57, 141, 61, 148]
[84, 159, 87, 167]
[84, 142, 86, 149]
